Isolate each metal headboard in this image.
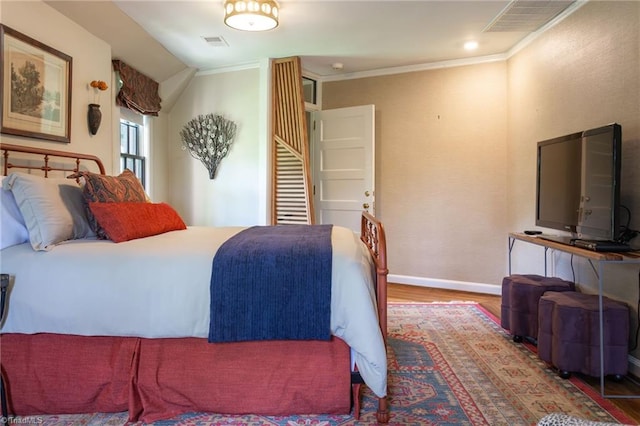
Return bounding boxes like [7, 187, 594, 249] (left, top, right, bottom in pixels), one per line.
[0, 143, 106, 177]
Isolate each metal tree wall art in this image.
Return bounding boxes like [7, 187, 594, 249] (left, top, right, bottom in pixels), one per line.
[180, 113, 238, 179]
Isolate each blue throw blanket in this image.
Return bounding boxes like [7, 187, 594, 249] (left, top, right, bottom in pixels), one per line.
[208, 224, 333, 343]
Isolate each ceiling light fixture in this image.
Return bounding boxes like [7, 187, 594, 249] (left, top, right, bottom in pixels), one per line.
[224, 0, 279, 31]
[464, 40, 479, 50]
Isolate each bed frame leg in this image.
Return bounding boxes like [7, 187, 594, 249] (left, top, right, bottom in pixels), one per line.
[351, 383, 361, 419]
[377, 396, 390, 423]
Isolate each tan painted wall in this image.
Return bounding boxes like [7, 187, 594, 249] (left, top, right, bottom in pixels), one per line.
[507, 1, 640, 241]
[323, 1, 640, 356]
[507, 1, 640, 356]
[323, 62, 509, 286]
[7, 1, 639, 302]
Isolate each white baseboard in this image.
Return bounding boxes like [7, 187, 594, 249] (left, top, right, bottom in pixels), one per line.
[389, 274, 502, 296]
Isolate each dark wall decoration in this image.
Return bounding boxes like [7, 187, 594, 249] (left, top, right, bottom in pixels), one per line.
[180, 113, 237, 179]
[0, 24, 72, 143]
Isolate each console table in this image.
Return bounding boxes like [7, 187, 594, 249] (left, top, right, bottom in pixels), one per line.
[508, 233, 640, 398]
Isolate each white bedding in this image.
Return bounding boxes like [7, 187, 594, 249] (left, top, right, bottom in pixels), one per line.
[0, 225, 387, 397]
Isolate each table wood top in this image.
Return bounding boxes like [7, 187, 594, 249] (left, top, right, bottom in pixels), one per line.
[509, 233, 640, 262]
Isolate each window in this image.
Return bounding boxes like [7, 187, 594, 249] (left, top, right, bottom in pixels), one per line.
[302, 76, 317, 106]
[120, 119, 146, 187]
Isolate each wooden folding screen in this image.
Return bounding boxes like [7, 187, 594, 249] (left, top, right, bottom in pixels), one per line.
[271, 57, 314, 225]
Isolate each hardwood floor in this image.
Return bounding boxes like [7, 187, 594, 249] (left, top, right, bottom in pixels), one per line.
[388, 283, 640, 424]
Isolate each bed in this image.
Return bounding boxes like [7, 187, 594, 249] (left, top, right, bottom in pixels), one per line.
[0, 143, 390, 423]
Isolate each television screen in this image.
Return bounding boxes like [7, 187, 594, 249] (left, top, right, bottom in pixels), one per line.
[535, 123, 622, 241]
[536, 132, 582, 233]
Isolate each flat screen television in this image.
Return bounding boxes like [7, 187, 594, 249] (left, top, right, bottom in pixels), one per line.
[536, 123, 622, 242]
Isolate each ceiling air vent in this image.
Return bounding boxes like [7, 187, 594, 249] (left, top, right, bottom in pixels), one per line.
[203, 36, 229, 47]
[483, 0, 575, 32]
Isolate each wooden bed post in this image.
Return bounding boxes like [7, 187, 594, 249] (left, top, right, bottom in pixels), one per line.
[360, 211, 390, 423]
[361, 211, 388, 340]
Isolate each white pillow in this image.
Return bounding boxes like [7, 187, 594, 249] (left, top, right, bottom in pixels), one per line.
[1, 177, 29, 250]
[2, 173, 95, 251]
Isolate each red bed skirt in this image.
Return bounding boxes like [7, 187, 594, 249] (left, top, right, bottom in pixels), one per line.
[1, 333, 352, 423]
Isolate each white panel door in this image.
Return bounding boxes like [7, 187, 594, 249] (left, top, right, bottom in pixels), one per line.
[312, 105, 375, 232]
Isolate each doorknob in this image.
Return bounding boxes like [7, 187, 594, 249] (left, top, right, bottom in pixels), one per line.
[364, 191, 371, 197]
[363, 203, 370, 209]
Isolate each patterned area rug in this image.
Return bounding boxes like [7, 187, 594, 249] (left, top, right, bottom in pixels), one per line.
[11, 303, 635, 425]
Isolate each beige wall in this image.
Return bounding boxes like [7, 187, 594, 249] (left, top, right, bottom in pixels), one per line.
[507, 1, 640, 241]
[323, 62, 509, 288]
[507, 1, 640, 358]
[6, 1, 639, 301]
[323, 1, 640, 358]
[2, 1, 268, 226]
[323, 1, 640, 300]
[5, 0, 640, 359]
[1, 1, 115, 173]
[168, 68, 263, 226]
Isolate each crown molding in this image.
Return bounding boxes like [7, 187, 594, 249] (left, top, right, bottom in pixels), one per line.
[317, 0, 588, 83]
[196, 60, 261, 76]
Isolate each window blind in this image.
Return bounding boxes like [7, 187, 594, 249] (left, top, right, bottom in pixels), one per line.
[112, 60, 161, 116]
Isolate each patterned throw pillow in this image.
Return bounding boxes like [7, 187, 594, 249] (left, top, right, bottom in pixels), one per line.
[68, 170, 148, 239]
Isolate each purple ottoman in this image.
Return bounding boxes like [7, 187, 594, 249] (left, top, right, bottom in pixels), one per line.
[538, 291, 629, 379]
[501, 274, 575, 342]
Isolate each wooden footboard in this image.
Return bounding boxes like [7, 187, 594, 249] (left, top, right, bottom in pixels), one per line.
[360, 211, 390, 423]
[361, 211, 388, 341]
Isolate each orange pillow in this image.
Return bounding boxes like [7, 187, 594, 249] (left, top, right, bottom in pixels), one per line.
[88, 202, 186, 243]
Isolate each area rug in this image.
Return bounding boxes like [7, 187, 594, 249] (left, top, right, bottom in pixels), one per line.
[10, 303, 636, 425]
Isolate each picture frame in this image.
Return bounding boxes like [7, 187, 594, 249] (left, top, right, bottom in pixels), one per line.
[0, 24, 72, 143]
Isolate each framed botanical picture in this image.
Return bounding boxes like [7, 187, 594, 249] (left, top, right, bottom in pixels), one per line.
[0, 24, 72, 143]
